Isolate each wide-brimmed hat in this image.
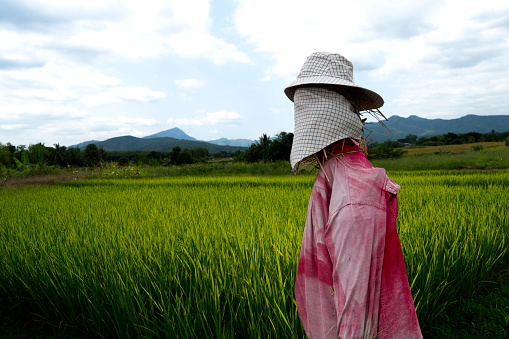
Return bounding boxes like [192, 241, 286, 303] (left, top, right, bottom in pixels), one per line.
[284, 52, 384, 110]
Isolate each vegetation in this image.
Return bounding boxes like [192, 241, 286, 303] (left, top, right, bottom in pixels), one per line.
[1, 131, 508, 337]
[80, 135, 247, 154]
[0, 170, 507, 338]
[366, 114, 509, 143]
[396, 130, 509, 146]
[241, 132, 293, 163]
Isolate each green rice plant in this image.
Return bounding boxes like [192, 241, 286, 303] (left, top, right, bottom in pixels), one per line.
[372, 146, 509, 171]
[0, 171, 507, 337]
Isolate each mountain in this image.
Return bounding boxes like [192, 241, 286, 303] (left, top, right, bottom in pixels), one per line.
[86, 136, 246, 154]
[72, 140, 102, 149]
[366, 114, 509, 142]
[143, 127, 196, 141]
[206, 137, 254, 147]
[69, 114, 509, 151]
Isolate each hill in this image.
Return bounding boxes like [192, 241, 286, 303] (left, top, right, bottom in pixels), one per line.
[367, 114, 509, 142]
[143, 127, 197, 141]
[206, 137, 254, 147]
[91, 136, 246, 154]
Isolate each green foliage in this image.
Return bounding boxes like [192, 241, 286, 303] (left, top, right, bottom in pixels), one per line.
[242, 132, 293, 163]
[12, 156, 23, 170]
[0, 143, 13, 167]
[434, 149, 451, 155]
[368, 141, 406, 159]
[21, 151, 29, 166]
[411, 130, 509, 146]
[424, 265, 509, 338]
[0, 171, 507, 337]
[264, 132, 293, 161]
[117, 157, 129, 166]
[169, 146, 181, 163]
[83, 144, 106, 167]
[372, 146, 509, 171]
[472, 145, 484, 151]
[184, 147, 209, 159]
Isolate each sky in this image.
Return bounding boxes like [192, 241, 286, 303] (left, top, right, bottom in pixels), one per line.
[1, 0, 508, 147]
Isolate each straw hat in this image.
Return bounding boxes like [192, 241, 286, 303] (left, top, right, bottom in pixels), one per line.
[284, 52, 384, 110]
[286, 52, 385, 173]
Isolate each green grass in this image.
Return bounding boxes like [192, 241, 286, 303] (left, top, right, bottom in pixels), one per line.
[424, 263, 509, 338]
[0, 170, 508, 338]
[371, 146, 509, 171]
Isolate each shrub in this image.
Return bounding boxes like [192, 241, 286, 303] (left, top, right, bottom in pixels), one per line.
[118, 157, 129, 166]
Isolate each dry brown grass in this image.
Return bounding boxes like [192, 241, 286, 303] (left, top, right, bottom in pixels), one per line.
[1, 173, 89, 187]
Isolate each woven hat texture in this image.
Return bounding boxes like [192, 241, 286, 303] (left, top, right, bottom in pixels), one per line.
[284, 52, 384, 110]
[290, 87, 363, 173]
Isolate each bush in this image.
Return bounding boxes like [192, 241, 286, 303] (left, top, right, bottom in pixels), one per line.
[118, 157, 129, 166]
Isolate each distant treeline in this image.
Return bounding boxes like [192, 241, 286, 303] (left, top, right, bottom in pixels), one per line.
[395, 130, 509, 146]
[0, 142, 242, 169]
[366, 130, 509, 160]
[2, 130, 508, 169]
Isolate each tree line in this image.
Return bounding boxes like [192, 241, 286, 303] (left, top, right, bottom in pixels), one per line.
[0, 132, 295, 170]
[2, 129, 507, 170]
[396, 130, 509, 146]
[0, 143, 106, 169]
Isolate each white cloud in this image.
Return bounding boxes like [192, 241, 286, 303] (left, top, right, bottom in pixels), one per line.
[175, 79, 206, 89]
[0, 0, 250, 65]
[82, 87, 166, 106]
[2, 62, 120, 90]
[167, 110, 243, 126]
[0, 62, 165, 106]
[234, 0, 509, 117]
[0, 102, 163, 145]
[115, 116, 158, 126]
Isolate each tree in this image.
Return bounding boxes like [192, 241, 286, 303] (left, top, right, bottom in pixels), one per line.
[50, 144, 68, 167]
[397, 134, 418, 144]
[264, 132, 293, 161]
[169, 147, 181, 164]
[27, 143, 47, 165]
[67, 147, 84, 167]
[176, 152, 193, 165]
[243, 133, 272, 162]
[0, 143, 12, 167]
[84, 144, 106, 167]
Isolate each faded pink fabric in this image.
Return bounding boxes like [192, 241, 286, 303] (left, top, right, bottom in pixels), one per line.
[295, 140, 422, 339]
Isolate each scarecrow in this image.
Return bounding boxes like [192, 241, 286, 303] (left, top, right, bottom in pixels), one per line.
[285, 52, 423, 339]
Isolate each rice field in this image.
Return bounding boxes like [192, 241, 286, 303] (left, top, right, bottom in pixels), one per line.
[402, 142, 505, 156]
[0, 170, 508, 338]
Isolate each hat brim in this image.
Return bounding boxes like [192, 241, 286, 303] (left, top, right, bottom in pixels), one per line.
[284, 75, 384, 110]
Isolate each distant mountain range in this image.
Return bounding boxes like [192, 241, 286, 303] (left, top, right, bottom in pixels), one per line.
[71, 128, 253, 153]
[141, 128, 253, 146]
[70, 115, 509, 151]
[367, 114, 509, 142]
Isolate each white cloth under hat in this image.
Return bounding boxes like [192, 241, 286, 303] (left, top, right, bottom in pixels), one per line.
[290, 87, 363, 173]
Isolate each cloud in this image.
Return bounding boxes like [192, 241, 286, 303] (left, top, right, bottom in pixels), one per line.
[233, 0, 509, 117]
[82, 87, 166, 106]
[0, 0, 250, 66]
[175, 79, 206, 89]
[0, 62, 165, 106]
[167, 110, 243, 126]
[0, 103, 162, 146]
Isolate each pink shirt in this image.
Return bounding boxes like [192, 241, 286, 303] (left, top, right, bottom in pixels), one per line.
[295, 141, 422, 338]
